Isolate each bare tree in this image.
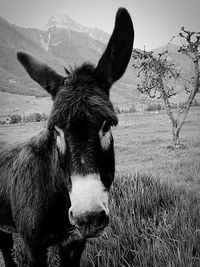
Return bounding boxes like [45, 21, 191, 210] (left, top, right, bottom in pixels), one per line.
[133, 28, 200, 147]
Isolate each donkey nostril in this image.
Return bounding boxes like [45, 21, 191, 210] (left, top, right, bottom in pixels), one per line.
[92, 210, 109, 228]
[68, 208, 109, 230]
[68, 208, 75, 224]
[100, 210, 109, 225]
[69, 210, 73, 218]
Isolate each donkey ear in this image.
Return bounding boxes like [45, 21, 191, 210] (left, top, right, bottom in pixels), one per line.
[95, 8, 134, 93]
[17, 52, 64, 99]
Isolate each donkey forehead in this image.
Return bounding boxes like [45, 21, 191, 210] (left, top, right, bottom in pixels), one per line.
[61, 63, 96, 91]
[56, 95, 118, 131]
[51, 69, 118, 128]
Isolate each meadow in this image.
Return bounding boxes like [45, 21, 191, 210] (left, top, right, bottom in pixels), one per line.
[0, 107, 200, 266]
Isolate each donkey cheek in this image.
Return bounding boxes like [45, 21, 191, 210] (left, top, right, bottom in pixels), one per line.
[55, 126, 66, 154]
[99, 130, 112, 150]
[56, 136, 66, 154]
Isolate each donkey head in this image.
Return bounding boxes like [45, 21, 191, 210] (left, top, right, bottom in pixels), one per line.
[17, 8, 134, 238]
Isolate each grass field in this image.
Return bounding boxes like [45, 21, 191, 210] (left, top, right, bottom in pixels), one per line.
[0, 107, 200, 266]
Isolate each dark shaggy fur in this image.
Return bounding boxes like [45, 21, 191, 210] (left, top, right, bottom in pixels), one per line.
[0, 8, 134, 267]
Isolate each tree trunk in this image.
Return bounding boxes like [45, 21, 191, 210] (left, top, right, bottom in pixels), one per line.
[173, 59, 200, 146]
[163, 58, 199, 147]
[162, 93, 180, 146]
[172, 124, 181, 146]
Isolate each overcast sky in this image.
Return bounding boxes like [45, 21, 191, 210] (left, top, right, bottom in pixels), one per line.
[0, 0, 199, 50]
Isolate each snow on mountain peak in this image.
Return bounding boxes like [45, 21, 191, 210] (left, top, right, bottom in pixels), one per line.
[45, 14, 110, 43]
[46, 14, 87, 32]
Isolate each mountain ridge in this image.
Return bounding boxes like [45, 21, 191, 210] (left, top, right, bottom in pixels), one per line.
[45, 14, 110, 44]
[0, 14, 136, 100]
[0, 14, 197, 117]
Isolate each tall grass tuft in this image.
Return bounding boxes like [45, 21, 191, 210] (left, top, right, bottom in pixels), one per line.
[7, 173, 200, 266]
[83, 174, 200, 266]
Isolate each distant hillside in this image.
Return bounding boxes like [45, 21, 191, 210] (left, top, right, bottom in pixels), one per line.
[0, 14, 198, 115]
[0, 16, 66, 97]
[45, 14, 110, 44]
[0, 15, 137, 105]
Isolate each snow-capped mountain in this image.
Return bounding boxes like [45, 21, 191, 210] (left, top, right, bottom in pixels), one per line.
[0, 14, 135, 103]
[88, 27, 110, 44]
[0, 14, 110, 97]
[46, 14, 87, 32]
[45, 14, 110, 44]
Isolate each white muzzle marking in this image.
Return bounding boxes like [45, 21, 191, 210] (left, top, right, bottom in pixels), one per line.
[69, 174, 109, 219]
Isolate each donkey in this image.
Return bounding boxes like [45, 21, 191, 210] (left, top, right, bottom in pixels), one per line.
[0, 8, 134, 267]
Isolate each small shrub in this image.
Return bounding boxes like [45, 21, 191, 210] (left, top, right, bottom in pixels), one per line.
[23, 113, 43, 123]
[33, 113, 42, 122]
[41, 113, 49, 121]
[120, 105, 136, 114]
[145, 103, 164, 112]
[10, 114, 22, 124]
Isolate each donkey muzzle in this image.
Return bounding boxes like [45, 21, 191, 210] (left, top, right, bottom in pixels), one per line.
[69, 173, 110, 237]
[68, 208, 109, 237]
